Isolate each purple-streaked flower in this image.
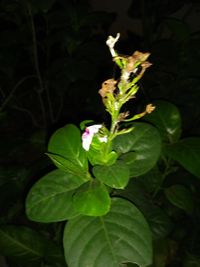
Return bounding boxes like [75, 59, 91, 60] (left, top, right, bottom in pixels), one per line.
[82, 124, 102, 151]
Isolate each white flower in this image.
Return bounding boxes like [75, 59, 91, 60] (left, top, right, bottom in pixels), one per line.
[82, 124, 102, 151]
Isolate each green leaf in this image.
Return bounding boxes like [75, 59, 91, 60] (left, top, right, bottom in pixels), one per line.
[64, 198, 152, 267]
[165, 137, 200, 178]
[93, 160, 130, 189]
[145, 100, 181, 143]
[115, 179, 172, 239]
[26, 169, 85, 222]
[146, 208, 173, 239]
[88, 147, 118, 166]
[165, 184, 194, 214]
[73, 180, 111, 216]
[0, 226, 45, 264]
[79, 120, 94, 130]
[140, 167, 163, 193]
[48, 124, 88, 172]
[46, 153, 90, 181]
[113, 122, 161, 177]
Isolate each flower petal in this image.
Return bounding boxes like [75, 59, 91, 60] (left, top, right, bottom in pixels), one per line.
[82, 124, 102, 151]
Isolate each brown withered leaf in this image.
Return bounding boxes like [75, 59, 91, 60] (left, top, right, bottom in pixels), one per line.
[146, 103, 155, 114]
[118, 111, 130, 121]
[99, 79, 117, 98]
[126, 51, 151, 72]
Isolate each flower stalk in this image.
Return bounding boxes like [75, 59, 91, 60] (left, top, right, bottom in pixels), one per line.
[103, 33, 154, 139]
[82, 33, 155, 164]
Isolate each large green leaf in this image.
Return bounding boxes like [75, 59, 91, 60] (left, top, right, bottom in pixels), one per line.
[115, 179, 173, 239]
[0, 226, 45, 264]
[26, 169, 86, 222]
[145, 100, 181, 143]
[165, 137, 200, 178]
[73, 180, 111, 216]
[93, 160, 130, 189]
[46, 153, 90, 180]
[113, 122, 161, 177]
[64, 198, 152, 267]
[48, 124, 88, 172]
[165, 184, 194, 214]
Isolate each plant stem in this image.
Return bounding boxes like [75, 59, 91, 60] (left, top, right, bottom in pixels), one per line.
[27, 3, 47, 127]
[0, 75, 36, 113]
[44, 15, 56, 124]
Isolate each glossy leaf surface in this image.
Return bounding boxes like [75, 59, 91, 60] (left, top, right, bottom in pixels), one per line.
[165, 137, 200, 178]
[116, 179, 172, 239]
[113, 122, 161, 177]
[145, 100, 181, 143]
[0, 226, 45, 263]
[48, 124, 88, 172]
[165, 184, 194, 214]
[93, 160, 130, 189]
[64, 198, 152, 267]
[73, 181, 111, 216]
[46, 153, 90, 181]
[26, 169, 85, 222]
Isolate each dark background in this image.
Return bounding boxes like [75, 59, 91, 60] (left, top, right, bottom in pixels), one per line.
[0, 1, 200, 266]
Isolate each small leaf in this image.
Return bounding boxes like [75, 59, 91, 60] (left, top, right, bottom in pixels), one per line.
[165, 137, 200, 178]
[0, 226, 45, 263]
[79, 120, 94, 130]
[73, 180, 111, 216]
[93, 160, 130, 189]
[113, 122, 161, 177]
[87, 146, 118, 166]
[165, 184, 194, 214]
[145, 100, 181, 143]
[26, 169, 85, 222]
[64, 198, 152, 267]
[48, 124, 88, 172]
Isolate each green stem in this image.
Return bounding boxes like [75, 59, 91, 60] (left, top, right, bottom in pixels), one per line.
[152, 156, 173, 198]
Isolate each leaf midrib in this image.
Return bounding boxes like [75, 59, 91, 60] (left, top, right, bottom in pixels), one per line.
[0, 229, 43, 258]
[99, 217, 118, 266]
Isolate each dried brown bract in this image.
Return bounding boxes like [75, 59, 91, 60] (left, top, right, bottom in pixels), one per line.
[126, 51, 151, 72]
[99, 79, 117, 98]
